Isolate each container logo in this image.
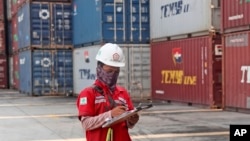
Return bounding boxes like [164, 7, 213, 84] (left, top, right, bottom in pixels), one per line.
[79, 69, 96, 80]
[172, 48, 182, 65]
[19, 58, 25, 65]
[241, 66, 250, 84]
[18, 13, 23, 23]
[161, 0, 189, 18]
[41, 58, 51, 67]
[84, 51, 90, 63]
[39, 9, 50, 20]
[226, 34, 248, 47]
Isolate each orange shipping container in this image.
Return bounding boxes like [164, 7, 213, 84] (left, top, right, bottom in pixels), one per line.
[151, 35, 222, 108]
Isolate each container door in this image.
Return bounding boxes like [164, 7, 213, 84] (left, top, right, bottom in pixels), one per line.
[51, 3, 72, 47]
[212, 44, 222, 108]
[126, 0, 149, 43]
[31, 3, 50, 47]
[0, 56, 7, 89]
[53, 50, 73, 95]
[118, 44, 151, 99]
[32, 50, 53, 95]
[103, 0, 126, 43]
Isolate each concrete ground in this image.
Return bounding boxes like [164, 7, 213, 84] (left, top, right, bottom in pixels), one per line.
[1, 89, 250, 141]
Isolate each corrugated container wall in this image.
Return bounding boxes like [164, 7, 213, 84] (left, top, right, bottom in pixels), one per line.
[13, 53, 19, 89]
[151, 35, 222, 107]
[0, 0, 4, 21]
[223, 31, 250, 109]
[32, 0, 72, 2]
[9, 54, 19, 90]
[0, 56, 8, 88]
[0, 22, 6, 55]
[72, 0, 150, 47]
[18, 2, 73, 49]
[9, 56, 13, 88]
[8, 21, 12, 54]
[150, 0, 220, 40]
[12, 14, 19, 53]
[120, 44, 151, 99]
[19, 50, 73, 96]
[73, 44, 151, 99]
[221, 0, 250, 33]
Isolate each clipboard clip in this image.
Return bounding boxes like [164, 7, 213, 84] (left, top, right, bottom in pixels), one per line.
[136, 103, 153, 111]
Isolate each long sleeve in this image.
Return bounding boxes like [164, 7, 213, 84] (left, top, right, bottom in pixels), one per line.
[81, 111, 112, 131]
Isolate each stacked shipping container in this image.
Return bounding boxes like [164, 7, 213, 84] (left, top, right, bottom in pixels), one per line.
[6, 0, 20, 89]
[150, 0, 222, 107]
[72, 0, 151, 98]
[221, 0, 250, 110]
[73, 44, 151, 98]
[8, 0, 74, 96]
[0, 1, 8, 89]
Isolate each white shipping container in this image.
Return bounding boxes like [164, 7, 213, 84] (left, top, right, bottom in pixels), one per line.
[73, 44, 151, 100]
[73, 46, 99, 95]
[150, 0, 220, 40]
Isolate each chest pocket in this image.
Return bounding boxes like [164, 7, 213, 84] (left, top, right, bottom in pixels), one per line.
[92, 85, 117, 112]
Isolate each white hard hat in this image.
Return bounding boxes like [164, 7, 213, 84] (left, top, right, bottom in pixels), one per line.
[96, 43, 125, 67]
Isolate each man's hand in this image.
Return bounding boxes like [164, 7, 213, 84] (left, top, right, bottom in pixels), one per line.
[111, 106, 126, 117]
[127, 114, 139, 125]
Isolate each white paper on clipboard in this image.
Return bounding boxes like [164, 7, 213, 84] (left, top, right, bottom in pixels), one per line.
[102, 104, 153, 128]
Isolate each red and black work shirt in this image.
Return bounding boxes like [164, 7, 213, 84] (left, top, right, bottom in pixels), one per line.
[77, 80, 135, 141]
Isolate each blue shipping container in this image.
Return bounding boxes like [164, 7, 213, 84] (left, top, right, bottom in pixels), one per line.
[18, 2, 72, 49]
[19, 49, 73, 96]
[72, 0, 150, 47]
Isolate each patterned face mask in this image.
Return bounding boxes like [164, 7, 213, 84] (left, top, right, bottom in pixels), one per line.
[96, 65, 119, 91]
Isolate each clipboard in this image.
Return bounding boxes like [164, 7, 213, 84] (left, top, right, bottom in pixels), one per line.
[102, 104, 153, 128]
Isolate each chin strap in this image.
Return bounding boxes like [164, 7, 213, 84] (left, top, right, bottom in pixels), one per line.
[106, 128, 113, 141]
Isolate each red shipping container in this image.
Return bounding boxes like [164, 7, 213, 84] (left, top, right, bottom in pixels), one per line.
[11, 14, 18, 53]
[9, 54, 19, 89]
[221, 0, 250, 33]
[223, 31, 250, 109]
[0, 56, 8, 88]
[0, 0, 4, 21]
[151, 35, 222, 108]
[0, 22, 5, 55]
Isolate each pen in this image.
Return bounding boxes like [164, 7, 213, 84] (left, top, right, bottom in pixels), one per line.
[119, 100, 127, 109]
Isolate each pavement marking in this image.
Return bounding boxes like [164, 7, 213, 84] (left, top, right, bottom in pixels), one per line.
[0, 103, 75, 107]
[141, 108, 223, 114]
[32, 131, 229, 141]
[131, 131, 229, 139]
[0, 114, 77, 119]
[0, 109, 223, 120]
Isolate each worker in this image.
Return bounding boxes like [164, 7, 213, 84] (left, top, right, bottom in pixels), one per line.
[76, 43, 139, 141]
